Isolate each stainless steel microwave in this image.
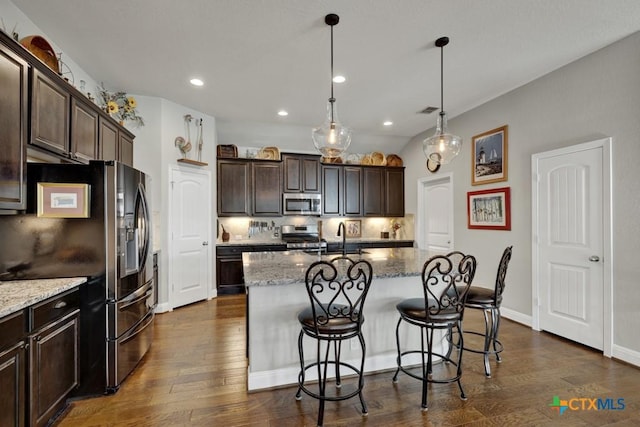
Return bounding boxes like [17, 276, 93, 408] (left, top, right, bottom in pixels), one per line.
[283, 193, 322, 216]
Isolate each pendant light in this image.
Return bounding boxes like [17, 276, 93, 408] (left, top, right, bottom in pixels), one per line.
[312, 13, 352, 158]
[423, 36, 462, 165]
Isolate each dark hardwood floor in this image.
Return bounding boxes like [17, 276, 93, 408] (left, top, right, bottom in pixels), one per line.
[56, 294, 640, 426]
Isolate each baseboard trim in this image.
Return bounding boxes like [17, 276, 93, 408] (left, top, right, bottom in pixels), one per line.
[501, 308, 532, 327]
[612, 344, 640, 368]
[155, 302, 172, 313]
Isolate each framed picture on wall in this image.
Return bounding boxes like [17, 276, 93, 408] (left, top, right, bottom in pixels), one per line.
[467, 187, 511, 230]
[37, 183, 90, 218]
[472, 125, 508, 185]
[345, 220, 361, 238]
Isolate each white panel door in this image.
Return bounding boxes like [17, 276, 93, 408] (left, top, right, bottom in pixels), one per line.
[170, 167, 211, 309]
[418, 175, 453, 252]
[536, 145, 603, 349]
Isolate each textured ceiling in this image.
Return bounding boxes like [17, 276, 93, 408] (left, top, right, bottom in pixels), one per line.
[9, 0, 640, 151]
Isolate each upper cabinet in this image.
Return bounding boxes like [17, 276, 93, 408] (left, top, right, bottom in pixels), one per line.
[0, 35, 28, 210]
[218, 159, 250, 216]
[282, 153, 321, 193]
[30, 68, 70, 157]
[321, 164, 363, 217]
[252, 161, 282, 216]
[71, 97, 99, 163]
[0, 32, 134, 169]
[217, 158, 282, 217]
[362, 166, 405, 217]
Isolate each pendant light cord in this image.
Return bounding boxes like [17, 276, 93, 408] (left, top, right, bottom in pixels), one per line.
[329, 21, 335, 122]
[440, 43, 444, 115]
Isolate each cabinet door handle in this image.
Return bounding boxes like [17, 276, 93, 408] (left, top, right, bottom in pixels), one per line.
[54, 300, 67, 309]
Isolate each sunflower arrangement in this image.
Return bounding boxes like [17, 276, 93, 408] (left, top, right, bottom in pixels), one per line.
[98, 83, 144, 127]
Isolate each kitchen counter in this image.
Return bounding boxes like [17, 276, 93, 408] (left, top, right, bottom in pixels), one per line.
[243, 247, 428, 287]
[0, 277, 87, 318]
[243, 247, 444, 391]
[216, 238, 414, 247]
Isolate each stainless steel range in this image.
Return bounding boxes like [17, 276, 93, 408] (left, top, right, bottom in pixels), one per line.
[281, 224, 327, 251]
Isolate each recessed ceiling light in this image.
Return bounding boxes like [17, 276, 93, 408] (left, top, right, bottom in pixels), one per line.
[190, 78, 204, 87]
[383, 121, 393, 126]
[277, 110, 289, 117]
[333, 75, 346, 83]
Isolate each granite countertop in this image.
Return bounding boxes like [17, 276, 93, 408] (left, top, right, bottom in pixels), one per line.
[217, 238, 413, 247]
[243, 247, 435, 287]
[0, 277, 87, 318]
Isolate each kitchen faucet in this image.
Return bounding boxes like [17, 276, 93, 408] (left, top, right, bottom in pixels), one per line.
[337, 222, 346, 256]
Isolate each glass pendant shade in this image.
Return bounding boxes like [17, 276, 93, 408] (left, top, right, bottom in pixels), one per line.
[422, 36, 461, 165]
[313, 100, 352, 158]
[422, 112, 461, 164]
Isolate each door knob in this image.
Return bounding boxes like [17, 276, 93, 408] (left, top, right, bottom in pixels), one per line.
[589, 255, 600, 262]
[202, 241, 209, 246]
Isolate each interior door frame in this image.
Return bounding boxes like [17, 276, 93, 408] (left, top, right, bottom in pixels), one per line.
[531, 137, 613, 357]
[167, 164, 214, 310]
[416, 172, 454, 251]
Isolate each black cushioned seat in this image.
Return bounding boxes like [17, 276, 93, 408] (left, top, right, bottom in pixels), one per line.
[458, 246, 512, 378]
[295, 256, 373, 427]
[392, 252, 477, 411]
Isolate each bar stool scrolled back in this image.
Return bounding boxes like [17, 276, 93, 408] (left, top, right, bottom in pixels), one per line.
[461, 245, 513, 378]
[393, 252, 477, 411]
[295, 255, 373, 427]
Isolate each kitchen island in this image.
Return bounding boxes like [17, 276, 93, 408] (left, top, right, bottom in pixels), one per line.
[243, 247, 445, 391]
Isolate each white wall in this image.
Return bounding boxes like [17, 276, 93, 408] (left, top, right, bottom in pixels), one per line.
[217, 119, 408, 157]
[401, 31, 640, 357]
[1, 0, 99, 100]
[129, 97, 217, 308]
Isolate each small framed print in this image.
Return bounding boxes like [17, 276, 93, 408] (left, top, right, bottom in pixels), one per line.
[467, 187, 511, 230]
[345, 220, 361, 238]
[37, 183, 90, 218]
[472, 125, 508, 185]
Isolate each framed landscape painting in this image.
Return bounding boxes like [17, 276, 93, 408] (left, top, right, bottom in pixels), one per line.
[467, 187, 511, 230]
[472, 125, 508, 185]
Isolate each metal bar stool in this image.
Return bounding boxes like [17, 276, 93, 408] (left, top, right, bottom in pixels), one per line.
[461, 246, 512, 378]
[392, 252, 477, 411]
[295, 255, 373, 427]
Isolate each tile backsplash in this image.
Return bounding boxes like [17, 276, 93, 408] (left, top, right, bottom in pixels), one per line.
[217, 215, 414, 242]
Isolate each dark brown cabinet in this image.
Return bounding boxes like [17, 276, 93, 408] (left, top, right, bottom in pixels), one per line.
[28, 289, 80, 427]
[282, 153, 321, 193]
[217, 159, 282, 216]
[0, 310, 26, 427]
[344, 166, 364, 216]
[321, 165, 342, 215]
[216, 244, 287, 294]
[321, 164, 363, 216]
[217, 159, 250, 216]
[252, 161, 282, 216]
[0, 32, 134, 171]
[30, 68, 70, 157]
[384, 167, 405, 217]
[118, 132, 134, 167]
[99, 117, 118, 161]
[0, 288, 79, 427]
[363, 167, 385, 216]
[362, 166, 405, 217]
[0, 35, 28, 210]
[70, 97, 99, 163]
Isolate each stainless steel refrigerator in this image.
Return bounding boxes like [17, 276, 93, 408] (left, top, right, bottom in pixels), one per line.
[0, 160, 155, 395]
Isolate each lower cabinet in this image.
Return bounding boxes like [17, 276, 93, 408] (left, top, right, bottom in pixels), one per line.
[28, 312, 79, 427]
[0, 310, 27, 427]
[0, 288, 80, 427]
[216, 244, 287, 294]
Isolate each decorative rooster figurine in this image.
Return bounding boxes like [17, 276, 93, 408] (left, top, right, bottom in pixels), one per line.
[174, 136, 192, 159]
